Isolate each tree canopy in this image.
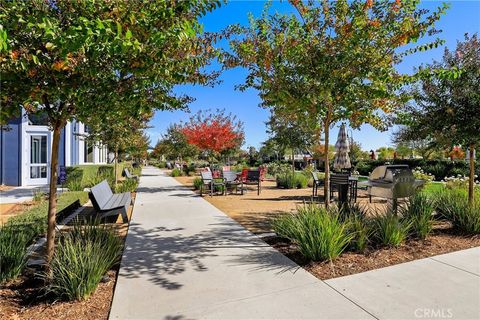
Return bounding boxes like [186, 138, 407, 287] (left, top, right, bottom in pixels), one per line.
[0, 0, 223, 263]
[226, 0, 448, 206]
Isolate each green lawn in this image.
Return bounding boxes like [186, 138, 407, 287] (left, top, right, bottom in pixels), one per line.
[422, 182, 445, 195]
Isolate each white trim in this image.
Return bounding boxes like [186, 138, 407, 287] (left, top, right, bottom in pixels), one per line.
[64, 121, 71, 166]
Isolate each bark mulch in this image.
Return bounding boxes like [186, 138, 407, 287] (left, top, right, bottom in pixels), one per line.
[0, 194, 136, 320]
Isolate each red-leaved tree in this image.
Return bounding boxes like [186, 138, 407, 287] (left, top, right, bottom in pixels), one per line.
[181, 109, 244, 158]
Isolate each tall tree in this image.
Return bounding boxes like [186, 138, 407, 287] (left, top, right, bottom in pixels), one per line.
[155, 124, 199, 161]
[0, 0, 222, 263]
[266, 110, 318, 173]
[181, 109, 244, 160]
[227, 0, 448, 206]
[399, 34, 479, 204]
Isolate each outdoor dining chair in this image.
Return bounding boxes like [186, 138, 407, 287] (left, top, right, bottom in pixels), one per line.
[244, 170, 261, 195]
[223, 171, 244, 195]
[311, 171, 324, 197]
[200, 171, 225, 196]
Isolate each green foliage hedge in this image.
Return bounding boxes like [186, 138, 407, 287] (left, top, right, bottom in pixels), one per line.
[354, 159, 479, 181]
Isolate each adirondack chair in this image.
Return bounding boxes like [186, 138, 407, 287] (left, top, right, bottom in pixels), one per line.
[89, 180, 131, 223]
[200, 171, 226, 196]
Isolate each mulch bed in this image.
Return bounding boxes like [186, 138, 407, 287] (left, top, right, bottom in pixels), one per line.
[0, 194, 136, 320]
[0, 270, 117, 320]
[263, 222, 480, 280]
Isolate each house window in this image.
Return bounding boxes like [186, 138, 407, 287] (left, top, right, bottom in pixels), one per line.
[28, 112, 49, 126]
[84, 141, 94, 163]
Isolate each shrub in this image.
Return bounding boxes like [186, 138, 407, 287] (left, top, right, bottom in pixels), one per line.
[276, 172, 308, 189]
[193, 177, 203, 190]
[171, 168, 182, 177]
[32, 190, 47, 202]
[434, 189, 480, 234]
[66, 177, 83, 191]
[400, 192, 434, 239]
[115, 178, 138, 193]
[0, 225, 32, 283]
[46, 220, 122, 301]
[371, 212, 411, 247]
[273, 204, 353, 261]
[265, 161, 291, 177]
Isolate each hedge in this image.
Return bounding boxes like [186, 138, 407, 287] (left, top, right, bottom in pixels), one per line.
[353, 159, 479, 181]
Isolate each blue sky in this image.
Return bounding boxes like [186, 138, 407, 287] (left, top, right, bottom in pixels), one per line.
[147, 0, 480, 151]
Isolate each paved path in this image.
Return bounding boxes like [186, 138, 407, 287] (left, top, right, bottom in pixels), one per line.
[109, 167, 373, 319]
[0, 185, 66, 204]
[110, 167, 480, 320]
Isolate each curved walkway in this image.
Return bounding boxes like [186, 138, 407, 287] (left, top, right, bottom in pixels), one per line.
[110, 166, 480, 320]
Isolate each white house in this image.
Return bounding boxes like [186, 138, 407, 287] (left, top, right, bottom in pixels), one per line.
[0, 110, 108, 186]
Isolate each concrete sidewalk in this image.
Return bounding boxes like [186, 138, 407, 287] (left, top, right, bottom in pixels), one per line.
[109, 167, 373, 319]
[110, 167, 480, 320]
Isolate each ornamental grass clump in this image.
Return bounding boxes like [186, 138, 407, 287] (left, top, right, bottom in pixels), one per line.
[434, 188, 480, 234]
[193, 177, 203, 190]
[343, 205, 371, 252]
[400, 192, 435, 239]
[273, 204, 353, 261]
[276, 172, 308, 189]
[0, 225, 33, 283]
[46, 220, 122, 301]
[371, 212, 411, 247]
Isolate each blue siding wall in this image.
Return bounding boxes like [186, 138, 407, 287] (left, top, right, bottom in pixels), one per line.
[2, 122, 21, 186]
[58, 127, 65, 167]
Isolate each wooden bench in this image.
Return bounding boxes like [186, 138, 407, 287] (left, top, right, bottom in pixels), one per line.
[89, 180, 131, 223]
[123, 168, 138, 180]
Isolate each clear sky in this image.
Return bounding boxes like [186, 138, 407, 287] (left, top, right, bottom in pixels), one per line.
[147, 0, 480, 152]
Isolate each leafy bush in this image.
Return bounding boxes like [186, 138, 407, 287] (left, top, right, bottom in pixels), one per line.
[401, 192, 434, 239]
[32, 190, 47, 202]
[0, 225, 32, 283]
[412, 167, 435, 182]
[171, 168, 182, 177]
[276, 172, 308, 189]
[371, 212, 411, 247]
[266, 162, 292, 177]
[434, 189, 480, 234]
[273, 204, 353, 261]
[115, 178, 138, 193]
[46, 220, 122, 301]
[66, 177, 83, 191]
[193, 177, 203, 190]
[355, 159, 480, 181]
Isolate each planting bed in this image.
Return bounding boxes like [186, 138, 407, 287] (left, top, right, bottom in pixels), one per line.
[264, 221, 480, 280]
[177, 175, 480, 280]
[0, 195, 135, 320]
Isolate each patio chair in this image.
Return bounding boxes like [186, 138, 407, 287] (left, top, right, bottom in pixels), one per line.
[311, 171, 324, 197]
[200, 171, 225, 196]
[244, 170, 261, 195]
[329, 173, 350, 201]
[223, 171, 243, 195]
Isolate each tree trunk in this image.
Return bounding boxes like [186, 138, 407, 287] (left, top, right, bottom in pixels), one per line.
[468, 143, 475, 206]
[45, 121, 63, 265]
[323, 116, 331, 208]
[114, 146, 118, 189]
[291, 149, 295, 175]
